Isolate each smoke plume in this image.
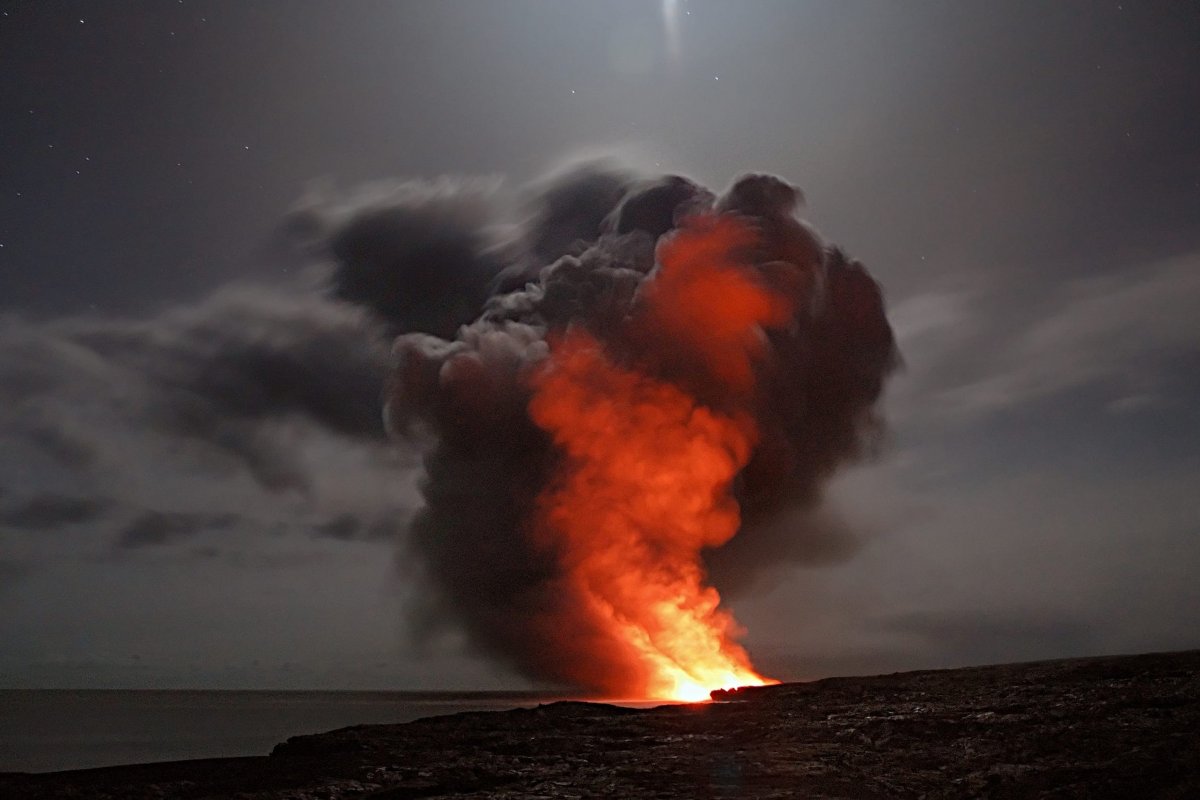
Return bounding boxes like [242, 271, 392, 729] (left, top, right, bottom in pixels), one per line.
[326, 165, 897, 697]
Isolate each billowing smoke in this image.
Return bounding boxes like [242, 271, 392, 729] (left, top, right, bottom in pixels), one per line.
[322, 164, 898, 697]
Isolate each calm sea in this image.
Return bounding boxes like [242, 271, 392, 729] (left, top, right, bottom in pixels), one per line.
[0, 689, 579, 773]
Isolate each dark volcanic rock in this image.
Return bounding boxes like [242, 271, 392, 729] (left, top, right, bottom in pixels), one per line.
[3, 651, 1198, 798]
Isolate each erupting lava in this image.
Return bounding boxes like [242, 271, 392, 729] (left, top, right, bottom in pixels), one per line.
[527, 216, 787, 701]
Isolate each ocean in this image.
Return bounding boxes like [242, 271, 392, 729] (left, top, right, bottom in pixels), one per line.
[0, 689, 580, 774]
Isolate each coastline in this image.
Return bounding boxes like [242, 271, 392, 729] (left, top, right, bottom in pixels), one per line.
[3, 650, 1197, 798]
[0, 689, 585, 774]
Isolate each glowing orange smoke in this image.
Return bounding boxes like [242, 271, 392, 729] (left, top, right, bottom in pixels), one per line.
[527, 216, 788, 701]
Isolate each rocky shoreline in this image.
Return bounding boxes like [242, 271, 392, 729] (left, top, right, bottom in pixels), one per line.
[3, 650, 1197, 798]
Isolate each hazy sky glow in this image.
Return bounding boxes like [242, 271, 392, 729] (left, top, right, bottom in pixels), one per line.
[1, 0, 1198, 690]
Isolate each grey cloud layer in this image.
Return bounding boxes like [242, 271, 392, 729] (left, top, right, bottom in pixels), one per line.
[885, 250, 1200, 425]
[0, 284, 410, 565]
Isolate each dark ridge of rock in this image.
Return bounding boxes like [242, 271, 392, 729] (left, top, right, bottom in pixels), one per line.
[3, 650, 1198, 799]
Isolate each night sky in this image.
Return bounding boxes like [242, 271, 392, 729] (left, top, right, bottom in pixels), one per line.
[2, 0, 1199, 690]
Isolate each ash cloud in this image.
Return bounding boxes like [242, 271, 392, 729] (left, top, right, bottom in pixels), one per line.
[492, 160, 635, 292]
[289, 178, 508, 339]
[367, 165, 898, 691]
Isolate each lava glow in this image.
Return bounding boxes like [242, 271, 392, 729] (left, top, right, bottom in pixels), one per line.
[527, 216, 787, 701]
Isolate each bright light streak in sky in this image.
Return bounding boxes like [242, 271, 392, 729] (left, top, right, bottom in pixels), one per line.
[662, 0, 682, 64]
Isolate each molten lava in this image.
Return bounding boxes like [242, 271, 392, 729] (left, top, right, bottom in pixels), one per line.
[527, 216, 787, 701]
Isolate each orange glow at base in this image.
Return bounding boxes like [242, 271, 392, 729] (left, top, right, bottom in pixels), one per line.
[527, 216, 786, 701]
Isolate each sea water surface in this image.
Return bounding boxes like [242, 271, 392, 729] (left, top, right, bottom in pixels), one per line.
[0, 689, 584, 773]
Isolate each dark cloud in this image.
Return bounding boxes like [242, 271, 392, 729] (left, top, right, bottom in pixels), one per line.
[705, 504, 862, 598]
[364, 516, 408, 541]
[0, 287, 391, 495]
[512, 160, 635, 274]
[22, 425, 97, 469]
[75, 287, 391, 442]
[313, 514, 362, 541]
[606, 174, 714, 239]
[489, 161, 647, 296]
[384, 169, 897, 692]
[115, 510, 239, 549]
[290, 179, 507, 338]
[0, 493, 110, 531]
[313, 511, 410, 542]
